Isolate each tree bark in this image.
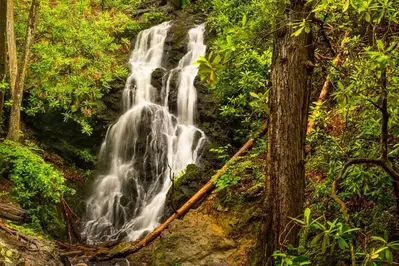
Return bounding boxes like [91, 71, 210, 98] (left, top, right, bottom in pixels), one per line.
[7, 0, 40, 141]
[256, 1, 314, 265]
[6, 0, 17, 97]
[0, 0, 6, 122]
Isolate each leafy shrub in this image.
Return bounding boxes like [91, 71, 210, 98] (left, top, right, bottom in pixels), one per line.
[215, 171, 241, 190]
[143, 11, 167, 24]
[0, 140, 74, 237]
[275, 208, 399, 266]
[14, 0, 142, 135]
[197, 0, 273, 141]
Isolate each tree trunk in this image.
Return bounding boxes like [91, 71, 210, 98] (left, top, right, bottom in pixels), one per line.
[255, 1, 314, 265]
[6, 0, 17, 97]
[7, 0, 40, 141]
[0, 0, 6, 122]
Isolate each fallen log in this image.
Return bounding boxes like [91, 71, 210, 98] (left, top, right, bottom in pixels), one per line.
[0, 202, 29, 223]
[307, 32, 348, 135]
[89, 121, 268, 261]
[0, 222, 40, 250]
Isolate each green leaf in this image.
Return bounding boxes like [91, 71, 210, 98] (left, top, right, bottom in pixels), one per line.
[377, 40, 384, 51]
[322, 234, 328, 253]
[242, 13, 247, 27]
[249, 92, 260, 99]
[212, 54, 222, 65]
[298, 245, 306, 254]
[337, 237, 349, 250]
[365, 12, 371, 22]
[385, 249, 393, 263]
[343, 0, 350, 11]
[292, 26, 304, 37]
[264, 105, 270, 115]
[311, 233, 323, 246]
[371, 236, 387, 243]
[292, 256, 309, 262]
[289, 217, 306, 225]
[374, 246, 388, 255]
[304, 208, 311, 225]
[5, 249, 12, 258]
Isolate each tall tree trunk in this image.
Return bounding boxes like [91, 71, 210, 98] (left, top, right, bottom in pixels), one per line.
[0, 0, 7, 122]
[254, 1, 314, 265]
[6, 0, 17, 97]
[6, 0, 40, 141]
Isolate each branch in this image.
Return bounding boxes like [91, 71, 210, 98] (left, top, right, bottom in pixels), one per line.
[332, 157, 399, 223]
[312, 17, 335, 55]
[61, 197, 82, 244]
[379, 69, 389, 162]
[332, 158, 382, 222]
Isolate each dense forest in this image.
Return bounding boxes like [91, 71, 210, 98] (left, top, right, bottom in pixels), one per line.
[0, 0, 398, 265]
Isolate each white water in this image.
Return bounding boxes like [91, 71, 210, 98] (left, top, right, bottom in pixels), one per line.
[83, 22, 206, 244]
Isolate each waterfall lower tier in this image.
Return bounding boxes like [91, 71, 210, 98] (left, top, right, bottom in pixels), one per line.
[83, 22, 207, 244]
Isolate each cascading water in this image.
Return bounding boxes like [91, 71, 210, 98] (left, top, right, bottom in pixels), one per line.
[83, 22, 207, 244]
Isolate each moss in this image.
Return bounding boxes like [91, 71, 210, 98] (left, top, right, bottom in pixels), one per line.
[152, 240, 169, 266]
[166, 164, 206, 215]
[0, 243, 23, 265]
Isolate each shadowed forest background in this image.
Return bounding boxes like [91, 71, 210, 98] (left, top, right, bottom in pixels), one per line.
[0, 0, 399, 265]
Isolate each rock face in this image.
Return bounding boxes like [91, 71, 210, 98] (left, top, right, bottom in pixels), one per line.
[129, 210, 237, 266]
[128, 155, 266, 266]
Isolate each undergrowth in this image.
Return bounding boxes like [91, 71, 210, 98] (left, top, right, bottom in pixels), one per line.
[0, 140, 74, 238]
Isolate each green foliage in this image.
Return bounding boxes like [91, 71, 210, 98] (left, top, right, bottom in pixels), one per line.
[172, 257, 182, 266]
[195, 53, 221, 87]
[357, 233, 399, 265]
[273, 251, 311, 266]
[9, 223, 44, 238]
[0, 140, 74, 236]
[198, 0, 273, 141]
[290, 209, 359, 256]
[14, 0, 143, 135]
[180, 0, 191, 8]
[275, 208, 399, 265]
[209, 144, 232, 162]
[303, 4, 399, 265]
[142, 11, 168, 24]
[215, 154, 265, 192]
[60, 140, 97, 165]
[214, 171, 241, 190]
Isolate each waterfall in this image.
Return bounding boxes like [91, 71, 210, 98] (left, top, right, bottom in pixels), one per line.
[82, 22, 207, 244]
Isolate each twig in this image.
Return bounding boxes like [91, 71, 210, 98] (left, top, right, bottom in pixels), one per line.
[167, 163, 177, 213]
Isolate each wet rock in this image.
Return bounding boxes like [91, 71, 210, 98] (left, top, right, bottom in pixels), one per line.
[128, 211, 237, 266]
[166, 164, 205, 215]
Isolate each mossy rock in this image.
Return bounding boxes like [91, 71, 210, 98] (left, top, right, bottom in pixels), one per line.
[166, 164, 204, 215]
